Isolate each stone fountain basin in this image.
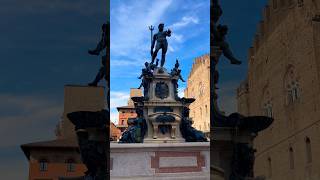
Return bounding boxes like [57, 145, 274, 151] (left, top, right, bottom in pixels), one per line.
[238, 116, 273, 133]
[227, 113, 274, 133]
[148, 112, 181, 123]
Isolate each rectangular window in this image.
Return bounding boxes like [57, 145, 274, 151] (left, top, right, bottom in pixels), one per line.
[67, 163, 75, 172]
[39, 161, 48, 172]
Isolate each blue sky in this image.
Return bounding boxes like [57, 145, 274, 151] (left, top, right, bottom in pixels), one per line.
[217, 0, 268, 113]
[0, 0, 106, 179]
[0, 0, 268, 179]
[110, 0, 210, 123]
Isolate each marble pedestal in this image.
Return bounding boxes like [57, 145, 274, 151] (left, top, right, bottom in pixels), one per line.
[110, 142, 210, 180]
[141, 67, 188, 143]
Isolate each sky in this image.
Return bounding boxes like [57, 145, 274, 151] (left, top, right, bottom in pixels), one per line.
[216, 0, 268, 113]
[0, 0, 268, 179]
[110, 0, 210, 124]
[0, 0, 107, 179]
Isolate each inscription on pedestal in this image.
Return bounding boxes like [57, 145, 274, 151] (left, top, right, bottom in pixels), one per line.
[159, 156, 197, 167]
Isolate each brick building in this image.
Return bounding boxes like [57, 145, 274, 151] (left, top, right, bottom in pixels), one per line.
[21, 85, 105, 180]
[110, 122, 121, 141]
[184, 54, 210, 132]
[237, 0, 320, 179]
[116, 88, 142, 133]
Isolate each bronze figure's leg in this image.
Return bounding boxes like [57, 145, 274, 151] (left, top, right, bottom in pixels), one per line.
[88, 67, 105, 86]
[161, 42, 167, 67]
[151, 46, 160, 64]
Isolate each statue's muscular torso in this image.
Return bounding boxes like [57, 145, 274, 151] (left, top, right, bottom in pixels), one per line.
[154, 31, 169, 43]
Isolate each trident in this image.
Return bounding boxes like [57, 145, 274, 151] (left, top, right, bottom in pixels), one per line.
[148, 25, 154, 52]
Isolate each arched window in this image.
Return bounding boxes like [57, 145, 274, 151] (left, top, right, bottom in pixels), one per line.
[66, 159, 75, 172]
[287, 81, 300, 104]
[199, 82, 204, 97]
[264, 101, 273, 118]
[280, 0, 285, 7]
[267, 157, 272, 178]
[306, 137, 312, 163]
[289, 147, 294, 169]
[288, 0, 294, 6]
[39, 159, 48, 171]
[262, 87, 273, 118]
[273, 0, 278, 9]
[298, 0, 304, 7]
[205, 105, 208, 116]
[192, 88, 195, 98]
[312, 0, 319, 8]
[284, 65, 300, 105]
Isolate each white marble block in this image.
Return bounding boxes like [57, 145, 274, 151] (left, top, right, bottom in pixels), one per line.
[110, 142, 210, 180]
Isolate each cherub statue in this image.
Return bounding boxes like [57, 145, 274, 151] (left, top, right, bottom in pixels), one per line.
[88, 23, 108, 86]
[138, 62, 153, 79]
[170, 59, 180, 76]
[170, 59, 185, 100]
[151, 23, 171, 67]
[138, 62, 153, 100]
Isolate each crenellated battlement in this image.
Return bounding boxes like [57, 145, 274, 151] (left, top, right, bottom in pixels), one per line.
[188, 54, 210, 80]
[249, 0, 305, 56]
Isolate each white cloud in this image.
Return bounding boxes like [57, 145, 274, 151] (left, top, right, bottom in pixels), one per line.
[110, 91, 130, 124]
[164, 16, 200, 54]
[111, 0, 173, 58]
[110, 59, 144, 67]
[171, 33, 184, 43]
[110, 111, 119, 124]
[178, 86, 185, 98]
[169, 16, 199, 30]
[110, 0, 209, 104]
[110, 91, 130, 108]
[168, 46, 175, 53]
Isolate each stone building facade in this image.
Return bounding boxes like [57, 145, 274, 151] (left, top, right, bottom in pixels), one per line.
[21, 85, 105, 180]
[184, 54, 210, 132]
[110, 122, 121, 141]
[116, 88, 142, 132]
[237, 0, 320, 179]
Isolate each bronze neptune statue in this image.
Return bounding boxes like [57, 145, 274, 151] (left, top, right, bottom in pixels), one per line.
[150, 23, 171, 67]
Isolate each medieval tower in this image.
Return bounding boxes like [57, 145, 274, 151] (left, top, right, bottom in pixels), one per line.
[185, 54, 210, 133]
